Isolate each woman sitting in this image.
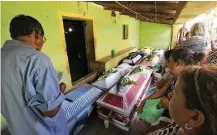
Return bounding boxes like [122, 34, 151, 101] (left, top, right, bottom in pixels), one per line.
[155, 49, 174, 90]
[130, 48, 203, 135]
[147, 65, 217, 135]
[150, 48, 203, 101]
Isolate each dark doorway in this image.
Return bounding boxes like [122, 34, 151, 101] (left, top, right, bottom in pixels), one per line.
[63, 19, 90, 83]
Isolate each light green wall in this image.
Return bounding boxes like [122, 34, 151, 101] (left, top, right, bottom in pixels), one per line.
[139, 21, 172, 49]
[1, 1, 140, 90]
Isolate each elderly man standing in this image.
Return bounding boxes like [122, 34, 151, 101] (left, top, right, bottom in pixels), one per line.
[1, 15, 69, 135]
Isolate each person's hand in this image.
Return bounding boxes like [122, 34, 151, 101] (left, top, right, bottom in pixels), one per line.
[136, 99, 146, 113]
[211, 40, 217, 51]
[168, 92, 173, 100]
[180, 27, 186, 34]
[174, 42, 180, 48]
[165, 79, 172, 88]
[160, 96, 169, 109]
[59, 82, 66, 93]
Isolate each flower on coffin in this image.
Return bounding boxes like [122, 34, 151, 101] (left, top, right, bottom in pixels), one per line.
[130, 66, 143, 75]
[116, 76, 137, 95]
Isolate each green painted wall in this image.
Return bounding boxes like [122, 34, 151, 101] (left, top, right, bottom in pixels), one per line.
[1, 1, 140, 90]
[139, 21, 172, 49]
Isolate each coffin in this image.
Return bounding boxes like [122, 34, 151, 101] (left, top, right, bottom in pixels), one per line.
[147, 54, 161, 68]
[97, 106, 137, 131]
[142, 51, 164, 68]
[96, 67, 153, 131]
[92, 63, 133, 90]
[97, 67, 152, 116]
[122, 51, 146, 65]
[61, 84, 103, 132]
[140, 48, 153, 56]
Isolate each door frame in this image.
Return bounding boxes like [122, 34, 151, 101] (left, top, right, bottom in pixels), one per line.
[58, 11, 96, 85]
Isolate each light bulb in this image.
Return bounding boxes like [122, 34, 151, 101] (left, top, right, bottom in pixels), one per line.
[68, 27, 73, 32]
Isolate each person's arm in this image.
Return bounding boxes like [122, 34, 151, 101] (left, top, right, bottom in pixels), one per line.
[149, 81, 172, 99]
[25, 54, 65, 118]
[137, 82, 170, 113]
[43, 83, 66, 118]
[211, 40, 217, 51]
[59, 82, 66, 93]
[178, 28, 186, 45]
[43, 104, 61, 118]
[137, 99, 146, 113]
[156, 79, 167, 89]
[174, 42, 180, 48]
[160, 96, 169, 109]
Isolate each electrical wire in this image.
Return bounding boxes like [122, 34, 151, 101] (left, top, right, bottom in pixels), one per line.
[155, 1, 159, 27]
[121, 1, 133, 13]
[155, 1, 157, 23]
[114, 1, 153, 22]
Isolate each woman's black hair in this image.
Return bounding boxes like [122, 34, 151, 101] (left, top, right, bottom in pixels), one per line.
[9, 14, 44, 39]
[164, 49, 173, 61]
[170, 48, 204, 66]
[180, 65, 217, 135]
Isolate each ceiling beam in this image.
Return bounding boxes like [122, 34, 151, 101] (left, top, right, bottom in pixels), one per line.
[121, 10, 174, 19]
[121, 1, 133, 13]
[155, 1, 179, 4]
[173, 1, 187, 24]
[104, 7, 176, 15]
[122, 13, 173, 24]
[91, 1, 177, 25]
[93, 1, 178, 10]
[92, 1, 179, 5]
[139, 19, 173, 25]
[138, 18, 173, 25]
[121, 12, 173, 20]
[130, 1, 178, 9]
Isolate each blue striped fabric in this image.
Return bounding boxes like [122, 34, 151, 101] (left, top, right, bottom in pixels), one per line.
[62, 86, 102, 121]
